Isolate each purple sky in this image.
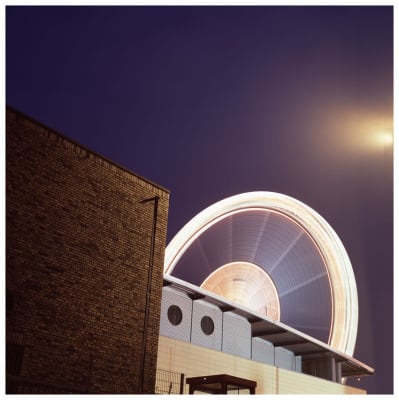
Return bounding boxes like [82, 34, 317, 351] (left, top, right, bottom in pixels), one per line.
[6, 5, 393, 394]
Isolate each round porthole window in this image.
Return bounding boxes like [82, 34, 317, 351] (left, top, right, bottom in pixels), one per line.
[201, 316, 214, 335]
[167, 305, 182, 326]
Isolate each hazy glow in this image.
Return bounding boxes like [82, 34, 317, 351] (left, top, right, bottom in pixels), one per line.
[296, 96, 393, 165]
[201, 261, 280, 321]
[375, 130, 393, 147]
[328, 112, 393, 153]
[164, 192, 358, 356]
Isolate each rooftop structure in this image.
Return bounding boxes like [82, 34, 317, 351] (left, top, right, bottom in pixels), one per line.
[160, 275, 373, 382]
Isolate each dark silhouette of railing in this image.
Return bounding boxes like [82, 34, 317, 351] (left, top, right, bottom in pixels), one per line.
[6, 374, 88, 394]
[6, 330, 26, 378]
[6, 329, 183, 395]
[6, 330, 92, 394]
[155, 368, 185, 394]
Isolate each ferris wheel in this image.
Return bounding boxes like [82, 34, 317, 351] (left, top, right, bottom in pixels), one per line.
[164, 192, 358, 356]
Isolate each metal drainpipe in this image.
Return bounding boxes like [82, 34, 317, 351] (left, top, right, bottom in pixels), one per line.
[138, 196, 159, 394]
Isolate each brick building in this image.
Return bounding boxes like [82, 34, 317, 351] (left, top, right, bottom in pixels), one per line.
[6, 106, 170, 394]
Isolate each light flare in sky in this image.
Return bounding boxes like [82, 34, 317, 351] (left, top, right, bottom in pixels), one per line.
[374, 130, 393, 147]
[298, 99, 393, 164]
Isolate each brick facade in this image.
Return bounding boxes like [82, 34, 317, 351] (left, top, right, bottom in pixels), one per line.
[6, 107, 170, 393]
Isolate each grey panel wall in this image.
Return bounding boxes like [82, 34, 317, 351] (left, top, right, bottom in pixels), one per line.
[251, 337, 275, 365]
[159, 287, 192, 343]
[275, 347, 296, 371]
[159, 286, 303, 374]
[191, 300, 223, 351]
[295, 355, 302, 372]
[222, 312, 251, 359]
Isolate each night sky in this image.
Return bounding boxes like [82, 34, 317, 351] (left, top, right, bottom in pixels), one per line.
[6, 5, 393, 394]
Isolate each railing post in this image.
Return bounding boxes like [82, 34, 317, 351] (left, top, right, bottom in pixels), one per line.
[180, 373, 185, 394]
[85, 353, 93, 393]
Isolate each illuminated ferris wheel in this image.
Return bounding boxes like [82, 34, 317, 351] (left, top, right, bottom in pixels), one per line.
[164, 192, 358, 356]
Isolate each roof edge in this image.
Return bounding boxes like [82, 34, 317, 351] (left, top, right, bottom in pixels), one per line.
[162, 274, 374, 378]
[6, 105, 170, 196]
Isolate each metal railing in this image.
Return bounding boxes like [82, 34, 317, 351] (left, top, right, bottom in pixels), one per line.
[7, 370, 184, 394]
[6, 330, 26, 377]
[155, 369, 185, 394]
[6, 374, 87, 394]
[6, 329, 184, 395]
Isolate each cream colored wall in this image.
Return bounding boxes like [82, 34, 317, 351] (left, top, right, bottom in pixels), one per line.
[157, 336, 366, 394]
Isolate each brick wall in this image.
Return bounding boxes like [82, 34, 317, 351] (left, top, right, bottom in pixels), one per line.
[6, 107, 170, 394]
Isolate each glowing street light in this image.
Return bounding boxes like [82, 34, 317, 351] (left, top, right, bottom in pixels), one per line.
[375, 130, 393, 147]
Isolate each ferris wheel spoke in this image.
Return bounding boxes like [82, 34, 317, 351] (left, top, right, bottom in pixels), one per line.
[228, 215, 233, 262]
[197, 238, 213, 275]
[268, 230, 304, 275]
[249, 212, 270, 263]
[278, 271, 328, 298]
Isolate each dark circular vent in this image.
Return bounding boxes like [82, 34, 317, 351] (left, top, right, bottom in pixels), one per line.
[167, 305, 183, 326]
[201, 316, 215, 335]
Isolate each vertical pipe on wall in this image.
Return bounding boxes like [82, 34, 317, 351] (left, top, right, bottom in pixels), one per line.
[138, 196, 159, 394]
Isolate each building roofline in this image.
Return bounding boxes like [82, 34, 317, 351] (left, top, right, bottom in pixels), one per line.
[6, 105, 170, 195]
[163, 274, 374, 378]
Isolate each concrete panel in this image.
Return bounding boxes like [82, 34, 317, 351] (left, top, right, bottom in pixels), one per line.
[159, 287, 192, 343]
[191, 300, 222, 351]
[275, 347, 296, 371]
[295, 355, 302, 372]
[251, 337, 275, 365]
[222, 312, 251, 359]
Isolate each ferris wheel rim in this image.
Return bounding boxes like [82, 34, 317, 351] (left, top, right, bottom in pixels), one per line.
[164, 191, 358, 356]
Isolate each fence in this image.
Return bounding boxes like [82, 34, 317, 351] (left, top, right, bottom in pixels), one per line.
[6, 374, 86, 394]
[6, 329, 184, 394]
[8, 369, 184, 394]
[155, 368, 185, 394]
